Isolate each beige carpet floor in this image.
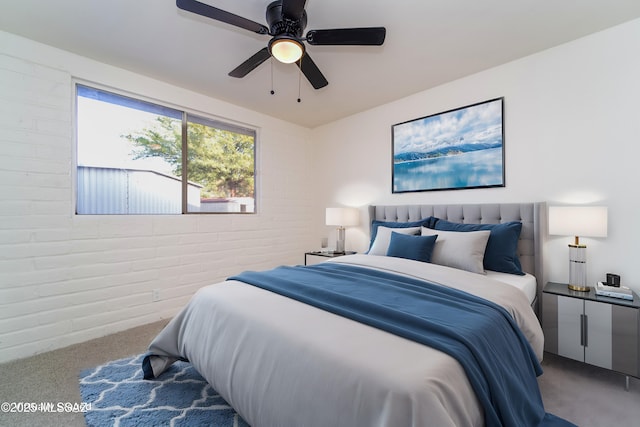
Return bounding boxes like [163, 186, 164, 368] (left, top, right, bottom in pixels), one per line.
[0, 320, 638, 427]
[0, 320, 168, 427]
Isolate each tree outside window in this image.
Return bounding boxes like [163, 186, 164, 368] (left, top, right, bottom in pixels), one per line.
[76, 84, 256, 214]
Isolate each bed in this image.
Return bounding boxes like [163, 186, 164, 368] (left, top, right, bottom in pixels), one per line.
[143, 202, 572, 427]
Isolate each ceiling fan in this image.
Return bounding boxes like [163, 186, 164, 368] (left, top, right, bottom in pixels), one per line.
[176, 0, 386, 89]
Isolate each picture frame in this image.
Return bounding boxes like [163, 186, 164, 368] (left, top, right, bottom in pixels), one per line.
[392, 97, 505, 193]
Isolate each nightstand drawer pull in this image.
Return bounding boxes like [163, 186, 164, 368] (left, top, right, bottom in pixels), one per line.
[580, 314, 588, 347]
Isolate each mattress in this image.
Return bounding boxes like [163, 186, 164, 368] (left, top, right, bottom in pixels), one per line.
[485, 270, 537, 304]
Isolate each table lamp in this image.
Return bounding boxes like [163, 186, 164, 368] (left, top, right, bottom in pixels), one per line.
[548, 206, 608, 291]
[326, 207, 359, 254]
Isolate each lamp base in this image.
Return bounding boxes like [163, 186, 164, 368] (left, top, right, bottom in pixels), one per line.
[335, 227, 345, 253]
[568, 284, 590, 292]
[568, 244, 588, 292]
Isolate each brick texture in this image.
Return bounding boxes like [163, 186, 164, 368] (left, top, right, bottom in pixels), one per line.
[0, 53, 315, 363]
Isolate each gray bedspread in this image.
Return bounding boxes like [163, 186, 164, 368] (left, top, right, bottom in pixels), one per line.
[144, 254, 544, 427]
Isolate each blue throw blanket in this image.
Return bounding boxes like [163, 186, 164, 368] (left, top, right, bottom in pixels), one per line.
[229, 263, 575, 427]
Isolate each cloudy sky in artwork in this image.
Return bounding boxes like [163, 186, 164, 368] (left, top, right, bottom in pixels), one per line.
[393, 99, 503, 155]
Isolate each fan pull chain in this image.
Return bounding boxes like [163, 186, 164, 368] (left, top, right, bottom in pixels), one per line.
[270, 58, 275, 95]
[297, 58, 302, 103]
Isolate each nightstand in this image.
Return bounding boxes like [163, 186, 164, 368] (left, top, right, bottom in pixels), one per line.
[542, 282, 640, 389]
[304, 251, 356, 266]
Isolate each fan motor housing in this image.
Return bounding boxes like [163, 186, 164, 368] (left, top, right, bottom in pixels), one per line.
[266, 1, 307, 37]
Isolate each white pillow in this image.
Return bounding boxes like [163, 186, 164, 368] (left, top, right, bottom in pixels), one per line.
[421, 227, 490, 274]
[368, 226, 421, 256]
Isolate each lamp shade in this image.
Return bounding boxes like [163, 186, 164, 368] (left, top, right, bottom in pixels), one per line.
[548, 206, 608, 238]
[326, 207, 360, 227]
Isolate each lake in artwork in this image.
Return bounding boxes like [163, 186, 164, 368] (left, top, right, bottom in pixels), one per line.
[393, 147, 503, 192]
[392, 98, 504, 192]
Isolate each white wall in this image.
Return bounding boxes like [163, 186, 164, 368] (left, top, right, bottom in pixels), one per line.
[2, 18, 639, 363]
[311, 19, 640, 293]
[0, 31, 315, 363]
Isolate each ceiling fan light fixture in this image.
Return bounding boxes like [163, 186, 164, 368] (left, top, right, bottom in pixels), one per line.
[269, 37, 304, 64]
[177, 0, 386, 90]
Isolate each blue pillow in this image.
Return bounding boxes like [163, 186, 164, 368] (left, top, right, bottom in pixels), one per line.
[369, 217, 437, 250]
[432, 219, 524, 275]
[386, 232, 438, 263]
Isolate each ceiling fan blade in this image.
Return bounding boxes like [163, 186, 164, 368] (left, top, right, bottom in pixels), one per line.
[297, 53, 328, 89]
[177, 0, 269, 35]
[281, 0, 307, 20]
[306, 27, 386, 45]
[229, 48, 271, 78]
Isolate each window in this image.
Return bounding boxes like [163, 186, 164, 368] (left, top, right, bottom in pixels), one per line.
[75, 84, 256, 214]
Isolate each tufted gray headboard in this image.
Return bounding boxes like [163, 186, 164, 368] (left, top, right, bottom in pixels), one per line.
[369, 202, 546, 311]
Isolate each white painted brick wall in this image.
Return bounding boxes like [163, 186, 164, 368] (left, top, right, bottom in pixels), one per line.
[0, 51, 315, 363]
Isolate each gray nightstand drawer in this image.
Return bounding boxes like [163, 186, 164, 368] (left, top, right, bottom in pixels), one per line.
[542, 282, 639, 379]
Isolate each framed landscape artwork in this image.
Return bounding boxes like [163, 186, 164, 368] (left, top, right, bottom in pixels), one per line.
[392, 98, 505, 193]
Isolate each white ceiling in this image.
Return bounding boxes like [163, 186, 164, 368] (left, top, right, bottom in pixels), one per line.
[2, 0, 640, 128]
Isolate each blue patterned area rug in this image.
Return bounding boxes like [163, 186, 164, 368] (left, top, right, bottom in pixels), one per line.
[79, 354, 249, 427]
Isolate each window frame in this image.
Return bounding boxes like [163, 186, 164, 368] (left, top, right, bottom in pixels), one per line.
[73, 81, 258, 215]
